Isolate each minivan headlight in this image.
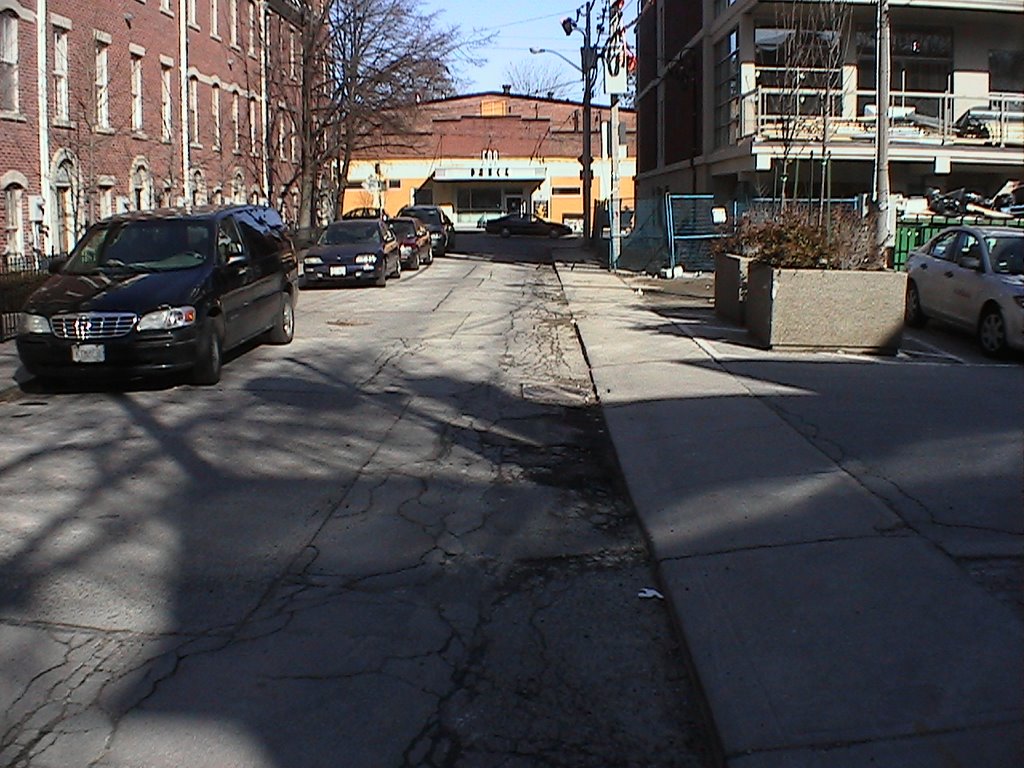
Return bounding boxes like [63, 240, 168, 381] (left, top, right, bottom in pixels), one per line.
[355, 254, 378, 264]
[137, 306, 197, 331]
[18, 313, 52, 335]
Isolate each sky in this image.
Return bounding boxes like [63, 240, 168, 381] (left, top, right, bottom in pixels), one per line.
[417, 1, 639, 103]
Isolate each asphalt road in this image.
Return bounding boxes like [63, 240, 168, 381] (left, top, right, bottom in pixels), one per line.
[0, 234, 717, 768]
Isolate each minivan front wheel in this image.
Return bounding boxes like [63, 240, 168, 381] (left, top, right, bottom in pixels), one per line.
[267, 292, 294, 344]
[192, 324, 223, 385]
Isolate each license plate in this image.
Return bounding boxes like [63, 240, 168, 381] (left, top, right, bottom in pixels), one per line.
[329, 265, 346, 277]
[71, 344, 105, 363]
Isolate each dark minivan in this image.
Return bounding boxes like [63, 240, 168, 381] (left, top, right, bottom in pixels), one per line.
[17, 205, 298, 385]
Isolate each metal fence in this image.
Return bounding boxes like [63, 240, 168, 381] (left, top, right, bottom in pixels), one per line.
[1, 261, 49, 343]
[893, 214, 1024, 270]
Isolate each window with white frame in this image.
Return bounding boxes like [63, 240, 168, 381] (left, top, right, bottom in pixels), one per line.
[188, 77, 199, 143]
[98, 185, 113, 220]
[247, 0, 255, 56]
[4, 183, 24, 266]
[290, 114, 297, 162]
[0, 11, 19, 113]
[231, 91, 239, 152]
[131, 53, 144, 132]
[160, 0, 172, 14]
[95, 39, 110, 128]
[211, 84, 221, 150]
[230, 0, 238, 48]
[289, 29, 296, 79]
[276, 113, 285, 159]
[248, 96, 257, 153]
[210, 0, 219, 38]
[53, 27, 69, 121]
[161, 63, 173, 141]
[188, 0, 197, 27]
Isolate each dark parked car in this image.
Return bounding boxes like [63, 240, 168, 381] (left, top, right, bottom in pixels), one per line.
[388, 216, 432, 269]
[341, 207, 389, 221]
[397, 205, 455, 255]
[905, 225, 1024, 356]
[16, 205, 298, 385]
[485, 213, 573, 239]
[301, 219, 401, 287]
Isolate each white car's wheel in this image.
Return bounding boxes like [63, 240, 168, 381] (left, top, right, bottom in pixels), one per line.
[978, 306, 1007, 357]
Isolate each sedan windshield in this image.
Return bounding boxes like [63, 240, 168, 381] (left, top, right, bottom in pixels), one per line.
[320, 223, 380, 245]
[64, 220, 213, 274]
[987, 235, 1024, 275]
[389, 220, 415, 238]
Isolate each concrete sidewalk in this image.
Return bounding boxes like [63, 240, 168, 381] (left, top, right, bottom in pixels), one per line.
[552, 250, 1024, 767]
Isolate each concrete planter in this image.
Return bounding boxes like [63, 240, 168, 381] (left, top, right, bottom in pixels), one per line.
[746, 262, 907, 354]
[714, 252, 750, 324]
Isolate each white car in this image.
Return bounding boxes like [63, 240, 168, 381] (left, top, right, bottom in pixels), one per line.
[905, 226, 1024, 356]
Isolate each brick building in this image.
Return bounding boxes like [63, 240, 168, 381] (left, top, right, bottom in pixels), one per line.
[341, 91, 637, 232]
[0, 0, 302, 268]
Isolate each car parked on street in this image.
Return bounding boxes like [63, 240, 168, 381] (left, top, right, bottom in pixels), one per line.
[388, 216, 432, 269]
[485, 213, 573, 239]
[16, 205, 298, 385]
[301, 219, 401, 287]
[397, 205, 455, 256]
[341, 207, 389, 221]
[905, 225, 1024, 356]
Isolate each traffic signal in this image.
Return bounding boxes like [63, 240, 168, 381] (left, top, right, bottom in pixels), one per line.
[561, 17, 575, 36]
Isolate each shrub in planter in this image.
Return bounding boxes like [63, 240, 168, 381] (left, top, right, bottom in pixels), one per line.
[713, 206, 905, 353]
[0, 271, 50, 314]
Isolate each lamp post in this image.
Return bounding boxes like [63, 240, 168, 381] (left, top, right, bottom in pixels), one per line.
[534, 2, 597, 241]
[875, 0, 893, 262]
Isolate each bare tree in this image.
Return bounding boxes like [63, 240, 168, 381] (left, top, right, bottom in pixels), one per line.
[279, 0, 484, 228]
[504, 59, 573, 99]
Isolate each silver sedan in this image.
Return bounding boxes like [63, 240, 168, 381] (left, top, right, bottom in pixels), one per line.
[905, 225, 1024, 356]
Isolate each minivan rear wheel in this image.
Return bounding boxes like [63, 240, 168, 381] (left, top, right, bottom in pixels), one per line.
[267, 292, 294, 344]
[192, 324, 222, 385]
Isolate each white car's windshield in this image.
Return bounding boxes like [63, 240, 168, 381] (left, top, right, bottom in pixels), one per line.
[987, 235, 1024, 275]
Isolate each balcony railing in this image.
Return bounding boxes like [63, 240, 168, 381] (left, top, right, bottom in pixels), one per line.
[735, 70, 1024, 149]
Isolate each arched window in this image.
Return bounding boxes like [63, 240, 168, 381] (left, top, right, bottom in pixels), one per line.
[191, 169, 206, 205]
[131, 163, 152, 210]
[0, 10, 18, 113]
[3, 181, 25, 269]
[53, 159, 78, 254]
[232, 170, 244, 203]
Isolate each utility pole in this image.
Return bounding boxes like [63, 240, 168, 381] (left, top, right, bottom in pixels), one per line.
[606, 0, 628, 270]
[567, 3, 596, 242]
[875, 0, 892, 261]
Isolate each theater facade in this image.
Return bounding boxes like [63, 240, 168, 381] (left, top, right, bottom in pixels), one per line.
[341, 91, 637, 231]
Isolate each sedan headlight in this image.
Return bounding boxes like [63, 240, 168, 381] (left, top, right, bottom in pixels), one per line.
[18, 313, 52, 335]
[303, 256, 323, 266]
[429, 233, 442, 241]
[355, 254, 378, 264]
[137, 306, 197, 331]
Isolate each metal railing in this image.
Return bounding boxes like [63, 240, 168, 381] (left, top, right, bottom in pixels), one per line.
[1, 255, 50, 343]
[735, 72, 1023, 148]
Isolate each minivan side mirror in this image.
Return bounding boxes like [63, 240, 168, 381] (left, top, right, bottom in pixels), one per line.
[225, 241, 246, 265]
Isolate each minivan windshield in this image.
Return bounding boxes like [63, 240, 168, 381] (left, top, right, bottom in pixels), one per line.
[64, 220, 213, 274]
[320, 223, 380, 245]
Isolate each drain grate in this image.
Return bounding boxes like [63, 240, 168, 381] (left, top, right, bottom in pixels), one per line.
[521, 382, 594, 406]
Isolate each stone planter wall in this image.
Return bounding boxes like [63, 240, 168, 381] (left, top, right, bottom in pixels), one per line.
[714, 253, 750, 325]
[746, 262, 907, 354]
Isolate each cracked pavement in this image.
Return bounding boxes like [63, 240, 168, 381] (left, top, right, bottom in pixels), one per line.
[0, 236, 716, 768]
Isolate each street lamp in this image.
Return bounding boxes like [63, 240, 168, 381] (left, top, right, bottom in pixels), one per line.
[532, 2, 597, 241]
[529, 47, 581, 74]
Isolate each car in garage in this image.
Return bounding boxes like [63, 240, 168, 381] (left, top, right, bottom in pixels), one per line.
[397, 205, 455, 256]
[16, 205, 298, 385]
[301, 219, 401, 287]
[388, 216, 432, 269]
[904, 225, 1024, 356]
[485, 213, 573, 239]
